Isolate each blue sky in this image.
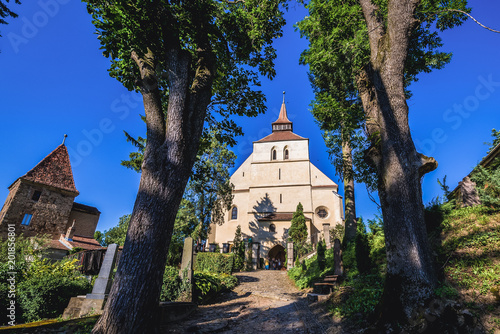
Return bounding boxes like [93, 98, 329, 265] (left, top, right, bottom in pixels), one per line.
[1, 1, 499, 233]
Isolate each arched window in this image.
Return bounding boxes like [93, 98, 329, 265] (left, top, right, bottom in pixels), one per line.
[284, 147, 289, 160]
[231, 207, 238, 220]
[271, 148, 277, 161]
[269, 223, 276, 233]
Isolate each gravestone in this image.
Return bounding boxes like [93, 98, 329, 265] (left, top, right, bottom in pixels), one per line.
[333, 239, 343, 276]
[63, 244, 119, 319]
[287, 242, 294, 270]
[180, 237, 194, 283]
[457, 176, 481, 207]
[178, 237, 194, 302]
[323, 223, 331, 248]
[87, 243, 119, 299]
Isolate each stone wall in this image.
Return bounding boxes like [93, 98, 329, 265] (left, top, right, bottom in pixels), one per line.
[0, 179, 75, 239]
[67, 205, 100, 238]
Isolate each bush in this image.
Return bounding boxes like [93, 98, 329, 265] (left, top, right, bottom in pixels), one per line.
[16, 259, 91, 323]
[193, 271, 237, 304]
[195, 252, 235, 274]
[160, 266, 183, 302]
[317, 239, 326, 271]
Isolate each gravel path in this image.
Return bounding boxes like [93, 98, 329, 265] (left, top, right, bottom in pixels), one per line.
[162, 270, 334, 333]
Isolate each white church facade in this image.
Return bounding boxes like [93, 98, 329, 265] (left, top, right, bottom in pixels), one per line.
[208, 98, 344, 263]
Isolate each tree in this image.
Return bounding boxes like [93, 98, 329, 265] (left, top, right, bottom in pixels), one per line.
[96, 214, 131, 246]
[289, 202, 308, 258]
[232, 225, 245, 270]
[297, 0, 469, 329]
[0, 0, 21, 38]
[122, 127, 236, 248]
[85, 1, 287, 332]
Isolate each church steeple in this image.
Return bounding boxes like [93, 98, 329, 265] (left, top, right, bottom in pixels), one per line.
[272, 91, 293, 132]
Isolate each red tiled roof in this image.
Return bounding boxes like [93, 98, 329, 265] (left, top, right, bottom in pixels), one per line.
[49, 239, 71, 250]
[21, 144, 79, 195]
[256, 131, 306, 143]
[69, 235, 103, 250]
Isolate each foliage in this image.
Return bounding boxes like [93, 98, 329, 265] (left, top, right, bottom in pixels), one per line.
[287, 248, 334, 289]
[245, 242, 253, 271]
[232, 225, 245, 271]
[194, 252, 235, 275]
[289, 203, 308, 258]
[485, 128, 500, 154]
[471, 165, 500, 209]
[0, 239, 91, 326]
[427, 203, 500, 332]
[330, 274, 384, 319]
[317, 239, 326, 271]
[17, 259, 91, 323]
[122, 128, 236, 245]
[95, 214, 131, 246]
[0, 0, 21, 38]
[330, 224, 345, 244]
[193, 271, 237, 304]
[355, 218, 372, 274]
[160, 266, 183, 302]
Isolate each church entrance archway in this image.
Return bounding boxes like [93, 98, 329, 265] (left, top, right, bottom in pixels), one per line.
[268, 244, 286, 269]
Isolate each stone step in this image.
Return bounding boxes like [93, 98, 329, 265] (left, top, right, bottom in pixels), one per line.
[323, 277, 337, 282]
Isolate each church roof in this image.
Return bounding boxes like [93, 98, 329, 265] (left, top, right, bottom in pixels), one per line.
[20, 144, 79, 195]
[255, 131, 306, 143]
[272, 100, 292, 125]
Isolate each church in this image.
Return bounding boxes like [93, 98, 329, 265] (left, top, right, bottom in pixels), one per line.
[208, 97, 344, 264]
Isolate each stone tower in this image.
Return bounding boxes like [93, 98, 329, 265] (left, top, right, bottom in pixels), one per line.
[0, 144, 79, 238]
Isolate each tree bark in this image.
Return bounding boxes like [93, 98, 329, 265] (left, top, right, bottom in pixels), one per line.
[342, 138, 357, 244]
[92, 44, 214, 334]
[356, 0, 439, 328]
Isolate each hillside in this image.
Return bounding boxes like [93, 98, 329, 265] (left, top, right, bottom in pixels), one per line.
[432, 205, 500, 333]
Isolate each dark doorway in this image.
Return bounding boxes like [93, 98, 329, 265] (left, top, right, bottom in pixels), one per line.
[268, 244, 286, 270]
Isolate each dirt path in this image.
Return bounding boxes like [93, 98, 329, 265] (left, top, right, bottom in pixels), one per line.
[162, 270, 334, 333]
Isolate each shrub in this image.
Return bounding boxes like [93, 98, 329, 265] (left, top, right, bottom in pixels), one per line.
[195, 252, 234, 274]
[317, 239, 326, 271]
[160, 266, 182, 302]
[16, 259, 91, 323]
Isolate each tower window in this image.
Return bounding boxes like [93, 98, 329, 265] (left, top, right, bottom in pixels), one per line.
[32, 190, 42, 202]
[280, 194, 282, 203]
[21, 214, 33, 226]
[231, 207, 238, 220]
[269, 224, 276, 233]
[279, 168, 281, 180]
[272, 149, 277, 161]
[284, 148, 289, 160]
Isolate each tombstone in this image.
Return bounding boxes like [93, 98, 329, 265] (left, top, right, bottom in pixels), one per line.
[333, 239, 343, 276]
[287, 242, 294, 270]
[180, 237, 194, 283]
[251, 243, 260, 270]
[457, 176, 481, 207]
[323, 223, 331, 248]
[178, 237, 194, 302]
[63, 244, 119, 319]
[86, 243, 119, 299]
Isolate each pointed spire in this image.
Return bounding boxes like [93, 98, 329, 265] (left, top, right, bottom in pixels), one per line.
[21, 144, 79, 195]
[62, 134, 68, 145]
[272, 92, 293, 132]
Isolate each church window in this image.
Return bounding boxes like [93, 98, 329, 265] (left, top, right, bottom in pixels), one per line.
[271, 148, 277, 161]
[317, 208, 328, 219]
[280, 194, 282, 203]
[269, 224, 276, 233]
[21, 213, 33, 226]
[231, 207, 238, 220]
[279, 168, 281, 180]
[284, 147, 289, 160]
[32, 190, 42, 202]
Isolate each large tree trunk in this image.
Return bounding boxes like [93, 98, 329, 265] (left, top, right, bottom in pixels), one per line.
[93, 46, 213, 334]
[357, 0, 438, 328]
[342, 138, 357, 244]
